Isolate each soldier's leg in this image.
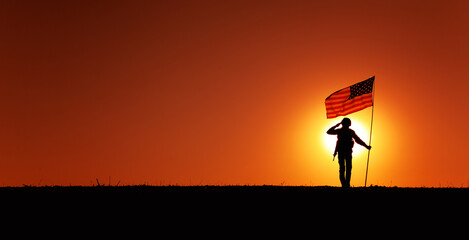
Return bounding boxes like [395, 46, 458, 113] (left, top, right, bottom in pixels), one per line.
[338, 153, 346, 187]
[345, 153, 352, 187]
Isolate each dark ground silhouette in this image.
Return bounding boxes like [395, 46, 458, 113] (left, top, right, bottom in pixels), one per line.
[3, 185, 468, 198]
[3, 185, 468, 228]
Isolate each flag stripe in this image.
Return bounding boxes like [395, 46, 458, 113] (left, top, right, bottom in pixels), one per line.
[325, 88, 349, 100]
[326, 93, 372, 109]
[326, 99, 373, 115]
[326, 97, 373, 112]
[326, 89, 349, 98]
[326, 95, 373, 110]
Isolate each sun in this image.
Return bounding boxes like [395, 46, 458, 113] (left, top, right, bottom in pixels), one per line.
[323, 119, 370, 157]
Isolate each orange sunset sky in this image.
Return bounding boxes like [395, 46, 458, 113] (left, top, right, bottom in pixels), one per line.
[1, 0, 468, 187]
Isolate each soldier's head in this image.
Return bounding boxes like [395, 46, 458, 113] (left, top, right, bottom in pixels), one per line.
[341, 118, 351, 128]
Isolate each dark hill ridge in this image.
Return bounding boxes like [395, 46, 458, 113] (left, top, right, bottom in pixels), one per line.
[4, 185, 468, 210]
[3, 185, 468, 216]
[2, 185, 467, 228]
[2, 185, 468, 200]
[2, 184, 468, 193]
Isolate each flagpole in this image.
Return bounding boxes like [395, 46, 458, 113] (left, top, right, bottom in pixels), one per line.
[364, 77, 375, 187]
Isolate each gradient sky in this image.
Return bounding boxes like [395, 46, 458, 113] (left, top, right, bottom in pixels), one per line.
[1, 0, 468, 187]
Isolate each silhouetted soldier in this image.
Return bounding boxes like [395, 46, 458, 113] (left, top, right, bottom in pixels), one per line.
[327, 118, 371, 188]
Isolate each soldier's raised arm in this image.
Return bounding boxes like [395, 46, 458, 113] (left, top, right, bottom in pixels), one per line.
[327, 122, 341, 135]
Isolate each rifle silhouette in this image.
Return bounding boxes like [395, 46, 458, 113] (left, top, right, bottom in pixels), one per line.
[333, 141, 338, 161]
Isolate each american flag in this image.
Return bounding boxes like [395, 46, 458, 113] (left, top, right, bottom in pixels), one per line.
[325, 76, 374, 119]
